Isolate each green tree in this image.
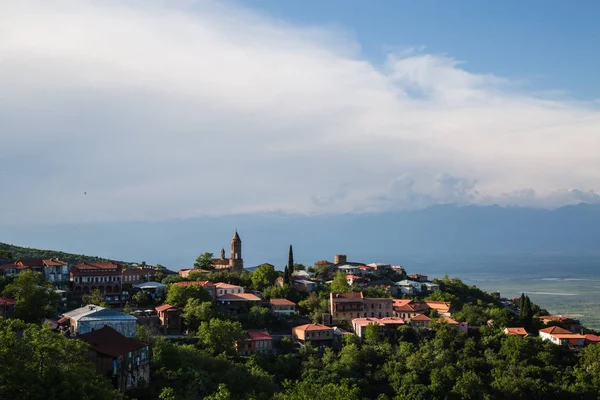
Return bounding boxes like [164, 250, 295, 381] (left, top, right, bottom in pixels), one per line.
[131, 290, 153, 306]
[136, 324, 152, 343]
[521, 295, 533, 330]
[197, 318, 246, 356]
[182, 299, 214, 332]
[0, 319, 118, 399]
[194, 252, 214, 270]
[251, 264, 279, 290]
[288, 245, 294, 275]
[82, 289, 108, 307]
[331, 271, 351, 293]
[2, 270, 61, 322]
[364, 323, 380, 345]
[284, 266, 290, 285]
[165, 284, 211, 308]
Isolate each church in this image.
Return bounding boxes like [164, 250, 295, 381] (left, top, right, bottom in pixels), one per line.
[210, 231, 244, 272]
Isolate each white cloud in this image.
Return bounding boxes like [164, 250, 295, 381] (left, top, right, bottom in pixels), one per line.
[1, 0, 599, 224]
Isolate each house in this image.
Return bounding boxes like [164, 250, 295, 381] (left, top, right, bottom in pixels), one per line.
[292, 279, 318, 292]
[504, 327, 529, 337]
[42, 259, 70, 289]
[174, 280, 217, 299]
[391, 283, 416, 296]
[410, 314, 431, 329]
[393, 300, 424, 321]
[538, 316, 581, 333]
[70, 262, 124, 305]
[351, 317, 404, 340]
[539, 326, 586, 348]
[61, 305, 137, 338]
[338, 265, 361, 276]
[270, 298, 296, 316]
[274, 276, 285, 287]
[178, 269, 193, 278]
[0, 263, 28, 277]
[122, 265, 161, 287]
[215, 282, 244, 296]
[346, 275, 366, 287]
[366, 263, 391, 272]
[436, 316, 468, 333]
[78, 326, 150, 391]
[407, 274, 428, 283]
[291, 270, 312, 279]
[15, 259, 45, 273]
[329, 292, 393, 324]
[423, 301, 452, 316]
[396, 280, 424, 290]
[391, 265, 404, 272]
[216, 293, 261, 312]
[238, 330, 273, 355]
[423, 282, 440, 292]
[584, 334, 600, 345]
[292, 323, 334, 346]
[0, 297, 16, 319]
[155, 304, 182, 335]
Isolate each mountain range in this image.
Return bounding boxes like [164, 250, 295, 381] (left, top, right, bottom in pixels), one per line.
[1, 203, 599, 270]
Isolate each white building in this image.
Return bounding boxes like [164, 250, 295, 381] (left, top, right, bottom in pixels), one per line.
[61, 305, 137, 338]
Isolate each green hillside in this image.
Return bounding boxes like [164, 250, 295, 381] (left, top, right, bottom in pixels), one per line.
[0, 242, 135, 267]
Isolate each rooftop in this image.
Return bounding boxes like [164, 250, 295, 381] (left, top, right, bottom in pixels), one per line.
[133, 281, 167, 289]
[247, 330, 272, 341]
[217, 293, 261, 301]
[331, 292, 364, 300]
[0, 297, 16, 306]
[174, 280, 216, 287]
[505, 327, 529, 336]
[62, 305, 136, 322]
[293, 323, 333, 332]
[269, 298, 296, 306]
[155, 304, 177, 312]
[215, 282, 243, 290]
[78, 326, 147, 357]
[411, 314, 431, 321]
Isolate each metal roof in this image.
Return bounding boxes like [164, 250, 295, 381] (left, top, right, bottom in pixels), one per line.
[62, 305, 136, 322]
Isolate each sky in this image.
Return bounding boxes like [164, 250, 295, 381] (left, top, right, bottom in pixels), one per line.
[1, 0, 599, 225]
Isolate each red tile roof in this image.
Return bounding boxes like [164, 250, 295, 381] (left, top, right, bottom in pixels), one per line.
[584, 334, 600, 344]
[293, 323, 333, 332]
[73, 262, 121, 271]
[42, 258, 68, 267]
[393, 299, 413, 308]
[0, 297, 16, 306]
[0, 263, 20, 270]
[247, 331, 272, 341]
[539, 326, 573, 335]
[353, 317, 405, 327]
[174, 280, 216, 287]
[505, 327, 528, 336]
[437, 316, 459, 325]
[424, 301, 452, 313]
[17, 259, 44, 267]
[155, 304, 177, 312]
[331, 292, 364, 300]
[215, 282, 243, 290]
[269, 298, 296, 306]
[78, 326, 148, 357]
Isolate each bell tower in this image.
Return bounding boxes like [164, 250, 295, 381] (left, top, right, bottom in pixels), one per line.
[229, 231, 243, 272]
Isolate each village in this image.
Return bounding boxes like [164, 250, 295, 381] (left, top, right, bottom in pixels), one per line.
[1, 231, 599, 394]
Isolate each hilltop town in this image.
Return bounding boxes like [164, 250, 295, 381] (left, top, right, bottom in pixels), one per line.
[1, 232, 600, 400]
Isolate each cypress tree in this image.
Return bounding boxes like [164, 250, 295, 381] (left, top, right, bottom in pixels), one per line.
[519, 293, 526, 319]
[523, 296, 533, 330]
[288, 245, 294, 275]
[283, 266, 290, 284]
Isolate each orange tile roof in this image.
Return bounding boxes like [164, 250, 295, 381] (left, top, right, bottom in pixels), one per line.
[247, 331, 272, 341]
[505, 327, 528, 336]
[269, 298, 296, 306]
[379, 317, 405, 325]
[584, 334, 600, 343]
[215, 282, 243, 290]
[43, 258, 68, 267]
[424, 301, 452, 313]
[155, 304, 177, 312]
[352, 317, 384, 327]
[539, 326, 573, 335]
[331, 292, 364, 300]
[438, 316, 459, 325]
[217, 293, 260, 301]
[174, 280, 216, 287]
[411, 314, 431, 321]
[293, 323, 333, 332]
[393, 299, 414, 308]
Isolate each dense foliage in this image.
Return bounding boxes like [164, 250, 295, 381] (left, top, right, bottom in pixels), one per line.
[0, 242, 136, 267]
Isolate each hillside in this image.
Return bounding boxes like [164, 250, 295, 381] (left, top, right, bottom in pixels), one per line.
[0, 242, 135, 267]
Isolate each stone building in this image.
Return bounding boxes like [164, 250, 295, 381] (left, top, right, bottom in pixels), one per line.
[329, 292, 394, 325]
[210, 231, 244, 272]
[70, 261, 124, 305]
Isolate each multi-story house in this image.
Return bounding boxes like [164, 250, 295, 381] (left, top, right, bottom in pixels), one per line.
[15, 259, 45, 273]
[539, 326, 586, 348]
[78, 326, 150, 391]
[0, 263, 27, 277]
[70, 261, 124, 304]
[42, 258, 70, 289]
[237, 331, 273, 356]
[215, 282, 244, 296]
[269, 298, 296, 316]
[329, 292, 393, 324]
[292, 323, 334, 347]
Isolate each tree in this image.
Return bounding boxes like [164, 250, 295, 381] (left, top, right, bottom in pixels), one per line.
[0, 319, 119, 399]
[251, 264, 278, 290]
[165, 284, 211, 308]
[521, 295, 533, 330]
[293, 263, 306, 271]
[82, 289, 108, 308]
[132, 290, 153, 306]
[182, 299, 214, 332]
[364, 323, 380, 346]
[288, 245, 294, 276]
[194, 252, 214, 270]
[197, 318, 245, 356]
[284, 266, 290, 285]
[331, 271, 351, 293]
[2, 271, 61, 322]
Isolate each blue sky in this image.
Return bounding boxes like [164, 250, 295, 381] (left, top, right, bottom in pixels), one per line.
[1, 0, 599, 224]
[239, 0, 600, 99]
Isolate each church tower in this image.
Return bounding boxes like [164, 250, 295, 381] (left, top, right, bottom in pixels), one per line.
[229, 231, 243, 272]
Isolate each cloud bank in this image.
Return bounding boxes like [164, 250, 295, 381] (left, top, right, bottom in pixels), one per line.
[1, 0, 599, 224]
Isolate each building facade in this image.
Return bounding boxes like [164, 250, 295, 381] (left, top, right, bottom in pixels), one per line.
[70, 262, 124, 304]
[209, 231, 244, 272]
[292, 324, 334, 346]
[329, 292, 393, 324]
[62, 305, 137, 338]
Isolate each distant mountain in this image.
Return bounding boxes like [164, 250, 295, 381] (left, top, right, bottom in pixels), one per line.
[0, 242, 135, 267]
[1, 203, 599, 270]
